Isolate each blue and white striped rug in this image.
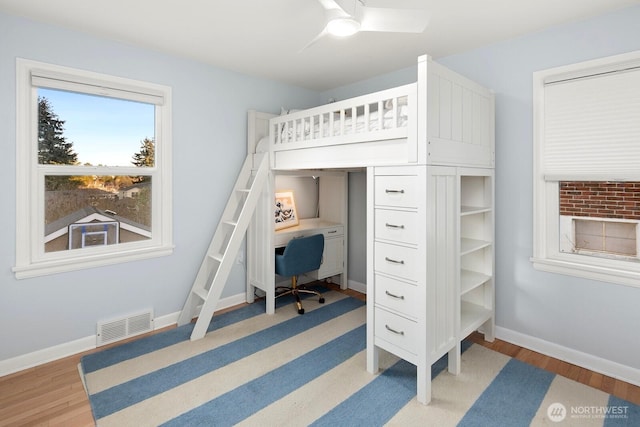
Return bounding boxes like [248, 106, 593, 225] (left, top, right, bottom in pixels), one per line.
[80, 291, 638, 426]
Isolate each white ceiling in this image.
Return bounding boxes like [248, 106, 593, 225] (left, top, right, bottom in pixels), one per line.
[1, 0, 638, 91]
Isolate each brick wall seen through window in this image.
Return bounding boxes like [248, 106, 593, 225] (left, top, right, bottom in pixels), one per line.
[560, 182, 640, 220]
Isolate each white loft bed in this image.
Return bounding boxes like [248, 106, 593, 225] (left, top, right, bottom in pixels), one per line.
[246, 54, 495, 406]
[249, 55, 494, 171]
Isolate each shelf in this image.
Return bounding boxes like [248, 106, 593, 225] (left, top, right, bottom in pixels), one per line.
[460, 205, 492, 216]
[460, 269, 490, 295]
[460, 300, 492, 338]
[460, 238, 491, 255]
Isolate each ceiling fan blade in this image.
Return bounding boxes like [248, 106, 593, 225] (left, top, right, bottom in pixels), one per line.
[317, 0, 343, 12]
[298, 27, 329, 53]
[360, 7, 430, 33]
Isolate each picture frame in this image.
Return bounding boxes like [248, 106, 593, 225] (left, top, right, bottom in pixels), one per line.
[274, 190, 299, 230]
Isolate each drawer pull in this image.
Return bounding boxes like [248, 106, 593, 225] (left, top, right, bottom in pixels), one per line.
[385, 290, 405, 300]
[327, 230, 337, 234]
[385, 324, 405, 336]
[385, 223, 405, 229]
[385, 189, 405, 194]
[384, 257, 405, 265]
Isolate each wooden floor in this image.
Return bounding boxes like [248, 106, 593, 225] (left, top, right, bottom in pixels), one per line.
[1, 287, 638, 426]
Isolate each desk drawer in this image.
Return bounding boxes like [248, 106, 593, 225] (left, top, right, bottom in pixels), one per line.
[375, 209, 418, 245]
[374, 242, 418, 282]
[375, 175, 418, 208]
[374, 275, 419, 319]
[274, 225, 343, 247]
[374, 307, 418, 355]
[320, 226, 343, 239]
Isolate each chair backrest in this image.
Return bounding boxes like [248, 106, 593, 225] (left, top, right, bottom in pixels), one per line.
[275, 233, 324, 277]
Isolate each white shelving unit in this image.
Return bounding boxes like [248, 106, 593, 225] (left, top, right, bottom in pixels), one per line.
[459, 172, 494, 310]
[449, 168, 495, 373]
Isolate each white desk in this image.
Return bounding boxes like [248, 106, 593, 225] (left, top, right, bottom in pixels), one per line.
[275, 218, 345, 282]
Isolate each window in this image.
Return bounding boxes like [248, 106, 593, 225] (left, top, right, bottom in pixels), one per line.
[532, 50, 640, 287]
[14, 59, 173, 279]
[573, 218, 636, 258]
[559, 181, 640, 260]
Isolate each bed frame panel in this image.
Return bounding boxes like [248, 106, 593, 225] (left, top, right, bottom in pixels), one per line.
[421, 57, 496, 167]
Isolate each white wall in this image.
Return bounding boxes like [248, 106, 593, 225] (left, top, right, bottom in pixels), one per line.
[326, 5, 640, 379]
[0, 12, 320, 366]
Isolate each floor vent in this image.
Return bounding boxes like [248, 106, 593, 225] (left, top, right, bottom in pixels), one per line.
[97, 310, 154, 346]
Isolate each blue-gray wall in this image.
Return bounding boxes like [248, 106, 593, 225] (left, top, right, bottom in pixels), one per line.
[328, 5, 640, 374]
[438, 5, 640, 372]
[2, 4, 640, 380]
[0, 11, 319, 362]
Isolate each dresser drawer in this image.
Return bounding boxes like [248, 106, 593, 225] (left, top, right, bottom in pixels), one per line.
[374, 175, 418, 208]
[374, 209, 419, 245]
[374, 275, 419, 319]
[374, 307, 418, 355]
[374, 242, 419, 282]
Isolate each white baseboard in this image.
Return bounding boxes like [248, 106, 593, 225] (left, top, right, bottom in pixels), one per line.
[0, 335, 96, 378]
[0, 292, 249, 377]
[348, 279, 367, 294]
[496, 326, 640, 388]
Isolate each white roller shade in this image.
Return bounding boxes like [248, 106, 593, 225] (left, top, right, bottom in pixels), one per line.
[543, 67, 640, 181]
[31, 68, 164, 105]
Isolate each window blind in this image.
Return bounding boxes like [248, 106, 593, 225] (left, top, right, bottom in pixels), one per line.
[31, 68, 164, 105]
[543, 67, 640, 181]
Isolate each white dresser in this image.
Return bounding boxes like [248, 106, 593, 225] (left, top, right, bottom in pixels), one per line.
[367, 164, 494, 405]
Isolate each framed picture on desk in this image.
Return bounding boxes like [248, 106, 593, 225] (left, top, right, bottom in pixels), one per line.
[275, 190, 299, 230]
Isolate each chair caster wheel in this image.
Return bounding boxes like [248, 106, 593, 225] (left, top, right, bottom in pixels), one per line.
[319, 297, 325, 304]
[298, 308, 305, 315]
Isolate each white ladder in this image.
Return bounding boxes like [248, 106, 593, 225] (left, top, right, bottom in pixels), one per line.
[177, 153, 269, 340]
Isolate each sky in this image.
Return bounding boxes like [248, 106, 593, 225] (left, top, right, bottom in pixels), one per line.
[39, 88, 155, 167]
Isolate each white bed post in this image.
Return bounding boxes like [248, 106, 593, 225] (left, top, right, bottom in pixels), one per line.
[246, 110, 277, 313]
[416, 54, 429, 164]
[365, 166, 379, 374]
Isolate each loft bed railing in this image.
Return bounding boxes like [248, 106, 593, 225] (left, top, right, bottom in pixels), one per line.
[269, 84, 417, 169]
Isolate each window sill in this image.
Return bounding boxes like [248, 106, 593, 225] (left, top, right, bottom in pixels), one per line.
[13, 245, 174, 279]
[531, 256, 640, 289]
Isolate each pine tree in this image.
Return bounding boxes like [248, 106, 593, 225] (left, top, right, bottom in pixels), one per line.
[131, 137, 154, 183]
[38, 97, 77, 165]
[39, 96, 79, 191]
[131, 137, 155, 167]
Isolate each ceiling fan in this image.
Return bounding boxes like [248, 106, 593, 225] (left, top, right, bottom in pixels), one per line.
[302, 0, 430, 50]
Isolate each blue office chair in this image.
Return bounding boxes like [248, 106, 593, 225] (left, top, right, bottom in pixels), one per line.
[275, 233, 325, 314]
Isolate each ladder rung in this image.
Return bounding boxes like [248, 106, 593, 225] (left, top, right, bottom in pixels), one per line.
[208, 253, 224, 262]
[223, 220, 238, 227]
[237, 188, 250, 193]
[193, 287, 208, 301]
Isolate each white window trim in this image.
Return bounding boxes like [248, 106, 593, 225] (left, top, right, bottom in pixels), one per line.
[532, 50, 640, 288]
[13, 59, 173, 279]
